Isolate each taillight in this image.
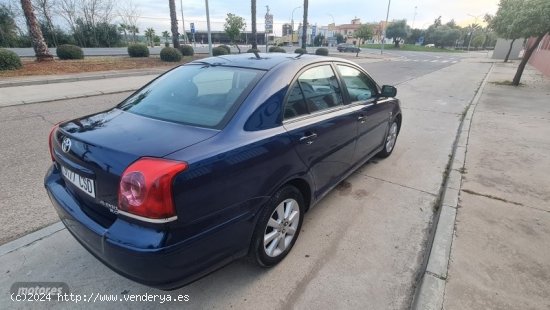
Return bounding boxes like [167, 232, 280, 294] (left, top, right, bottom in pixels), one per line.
[118, 157, 187, 221]
[48, 124, 59, 161]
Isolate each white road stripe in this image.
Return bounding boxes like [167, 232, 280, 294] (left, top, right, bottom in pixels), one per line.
[430, 60, 438, 62]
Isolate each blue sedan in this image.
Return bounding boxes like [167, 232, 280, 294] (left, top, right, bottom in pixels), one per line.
[45, 53, 401, 289]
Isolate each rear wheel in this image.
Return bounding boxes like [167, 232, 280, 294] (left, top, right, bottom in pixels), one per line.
[377, 120, 399, 158]
[250, 186, 304, 267]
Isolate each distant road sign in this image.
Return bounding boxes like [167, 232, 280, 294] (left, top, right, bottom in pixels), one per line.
[312, 25, 317, 37]
[190, 23, 195, 34]
[265, 14, 273, 34]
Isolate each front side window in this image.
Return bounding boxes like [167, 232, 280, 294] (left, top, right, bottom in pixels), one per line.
[337, 65, 377, 102]
[118, 65, 262, 128]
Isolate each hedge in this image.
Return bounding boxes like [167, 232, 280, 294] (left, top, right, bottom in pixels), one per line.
[178, 45, 194, 56]
[0, 49, 22, 71]
[315, 48, 329, 56]
[218, 44, 231, 54]
[127, 43, 149, 57]
[294, 48, 307, 54]
[212, 46, 228, 56]
[160, 47, 182, 62]
[269, 46, 286, 53]
[56, 44, 84, 60]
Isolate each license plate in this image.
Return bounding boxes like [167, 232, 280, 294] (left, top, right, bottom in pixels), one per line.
[61, 166, 96, 198]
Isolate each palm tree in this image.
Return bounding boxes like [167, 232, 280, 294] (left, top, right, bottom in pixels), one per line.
[128, 25, 139, 43]
[162, 30, 170, 45]
[301, 0, 308, 49]
[145, 28, 155, 47]
[20, 0, 53, 61]
[119, 23, 129, 43]
[251, 0, 257, 49]
[168, 0, 180, 48]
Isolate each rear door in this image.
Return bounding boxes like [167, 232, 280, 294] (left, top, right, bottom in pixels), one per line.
[335, 64, 392, 163]
[283, 64, 358, 197]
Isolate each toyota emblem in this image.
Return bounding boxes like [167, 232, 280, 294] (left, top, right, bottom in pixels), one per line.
[61, 137, 72, 153]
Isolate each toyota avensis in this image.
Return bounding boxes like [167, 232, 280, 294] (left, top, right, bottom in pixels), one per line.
[45, 53, 401, 289]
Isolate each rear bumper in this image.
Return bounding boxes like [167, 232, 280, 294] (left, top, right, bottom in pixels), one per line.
[44, 165, 251, 289]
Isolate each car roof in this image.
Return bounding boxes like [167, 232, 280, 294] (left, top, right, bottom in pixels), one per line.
[187, 53, 355, 71]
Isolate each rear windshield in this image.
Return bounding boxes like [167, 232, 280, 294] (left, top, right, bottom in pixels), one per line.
[118, 64, 264, 129]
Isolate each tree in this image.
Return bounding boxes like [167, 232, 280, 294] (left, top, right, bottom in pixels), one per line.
[0, 4, 20, 47]
[20, 0, 52, 61]
[512, 0, 550, 85]
[471, 35, 485, 48]
[168, 0, 179, 48]
[118, 0, 140, 43]
[431, 25, 461, 48]
[250, 0, 257, 49]
[407, 28, 424, 44]
[386, 19, 408, 47]
[128, 25, 138, 42]
[335, 33, 345, 44]
[32, 0, 57, 46]
[313, 34, 324, 46]
[224, 13, 246, 53]
[301, 0, 308, 48]
[162, 30, 169, 44]
[144, 27, 155, 47]
[491, 0, 525, 62]
[355, 24, 373, 45]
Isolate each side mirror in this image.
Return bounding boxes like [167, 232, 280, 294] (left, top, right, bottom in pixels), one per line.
[381, 85, 397, 97]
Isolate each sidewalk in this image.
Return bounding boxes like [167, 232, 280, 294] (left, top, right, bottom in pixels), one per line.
[420, 63, 550, 309]
[0, 73, 160, 107]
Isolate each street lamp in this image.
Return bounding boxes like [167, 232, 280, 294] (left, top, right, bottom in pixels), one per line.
[381, 0, 391, 54]
[291, 6, 301, 42]
[411, 6, 417, 29]
[180, 0, 188, 44]
[205, 0, 212, 56]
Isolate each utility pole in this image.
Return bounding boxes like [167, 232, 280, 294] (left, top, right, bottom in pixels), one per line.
[205, 0, 212, 56]
[381, 0, 391, 54]
[291, 6, 301, 44]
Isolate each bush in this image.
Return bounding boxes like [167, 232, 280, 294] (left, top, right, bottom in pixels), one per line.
[218, 44, 231, 54]
[160, 47, 182, 62]
[178, 45, 194, 56]
[0, 49, 22, 71]
[56, 44, 84, 60]
[315, 48, 329, 56]
[212, 46, 228, 56]
[247, 48, 260, 53]
[294, 48, 307, 54]
[164, 42, 169, 47]
[127, 43, 149, 57]
[269, 46, 286, 53]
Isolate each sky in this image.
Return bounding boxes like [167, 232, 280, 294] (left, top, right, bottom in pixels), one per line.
[130, 0, 500, 35]
[2, 0, 500, 36]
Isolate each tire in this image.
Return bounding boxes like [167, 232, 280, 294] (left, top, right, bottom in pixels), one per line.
[250, 185, 304, 267]
[376, 120, 399, 158]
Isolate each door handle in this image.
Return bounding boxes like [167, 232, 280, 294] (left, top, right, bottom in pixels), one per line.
[299, 132, 318, 145]
[357, 115, 367, 124]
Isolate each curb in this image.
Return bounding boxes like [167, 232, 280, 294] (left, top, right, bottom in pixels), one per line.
[0, 69, 167, 88]
[0, 222, 64, 257]
[411, 63, 494, 310]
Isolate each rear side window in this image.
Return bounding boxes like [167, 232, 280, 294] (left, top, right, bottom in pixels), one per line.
[118, 65, 263, 129]
[284, 65, 343, 119]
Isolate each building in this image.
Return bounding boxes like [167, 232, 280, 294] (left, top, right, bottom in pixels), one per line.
[528, 34, 550, 77]
[282, 23, 292, 36]
[335, 17, 362, 41]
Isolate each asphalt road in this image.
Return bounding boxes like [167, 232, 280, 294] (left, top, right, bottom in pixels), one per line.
[0, 54, 492, 309]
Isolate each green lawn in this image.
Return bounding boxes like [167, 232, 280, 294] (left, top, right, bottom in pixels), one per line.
[360, 44, 464, 53]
